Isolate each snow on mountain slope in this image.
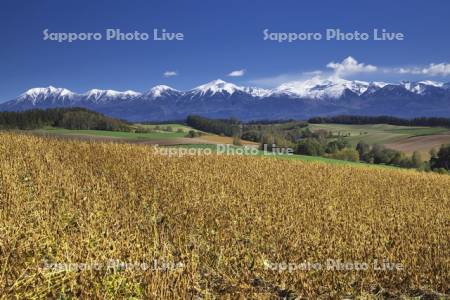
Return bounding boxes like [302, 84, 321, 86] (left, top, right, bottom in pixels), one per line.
[17, 86, 77, 105]
[144, 85, 180, 98]
[417, 80, 444, 87]
[83, 89, 141, 103]
[363, 81, 389, 95]
[189, 79, 244, 96]
[273, 78, 444, 99]
[6, 79, 450, 108]
[243, 87, 272, 97]
[273, 76, 370, 99]
[3, 79, 450, 122]
[370, 81, 389, 88]
[402, 81, 444, 95]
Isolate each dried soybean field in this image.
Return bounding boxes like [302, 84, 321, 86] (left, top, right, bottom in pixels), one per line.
[0, 133, 448, 299]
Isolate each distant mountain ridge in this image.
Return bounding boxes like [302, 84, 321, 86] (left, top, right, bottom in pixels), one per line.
[1, 78, 450, 121]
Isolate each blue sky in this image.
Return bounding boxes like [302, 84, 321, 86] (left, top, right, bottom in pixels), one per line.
[1, 0, 450, 101]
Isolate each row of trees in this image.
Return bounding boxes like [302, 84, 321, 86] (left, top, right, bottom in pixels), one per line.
[58, 110, 130, 131]
[293, 136, 450, 173]
[296, 137, 350, 157]
[430, 145, 450, 172]
[0, 108, 131, 131]
[186, 115, 241, 137]
[0, 108, 64, 129]
[187, 115, 310, 145]
[309, 115, 450, 128]
[356, 142, 425, 168]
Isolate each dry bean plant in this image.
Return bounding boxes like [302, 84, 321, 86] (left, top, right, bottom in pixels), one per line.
[0, 133, 448, 299]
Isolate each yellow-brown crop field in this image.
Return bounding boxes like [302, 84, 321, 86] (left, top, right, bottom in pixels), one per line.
[0, 133, 448, 299]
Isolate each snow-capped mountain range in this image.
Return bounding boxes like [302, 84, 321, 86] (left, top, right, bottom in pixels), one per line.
[2, 78, 450, 121]
[273, 77, 385, 99]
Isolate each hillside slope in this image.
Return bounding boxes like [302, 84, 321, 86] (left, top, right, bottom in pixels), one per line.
[0, 134, 448, 298]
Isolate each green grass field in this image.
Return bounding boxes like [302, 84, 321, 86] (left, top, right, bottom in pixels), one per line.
[169, 144, 396, 169]
[29, 128, 368, 167]
[308, 123, 449, 145]
[32, 123, 449, 147]
[33, 127, 187, 140]
[27, 123, 450, 168]
[134, 123, 193, 132]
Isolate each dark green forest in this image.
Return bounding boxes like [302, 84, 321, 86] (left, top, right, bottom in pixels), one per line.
[309, 115, 450, 128]
[0, 108, 131, 131]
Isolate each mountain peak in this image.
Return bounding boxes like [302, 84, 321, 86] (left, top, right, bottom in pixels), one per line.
[122, 90, 141, 96]
[144, 85, 180, 99]
[150, 84, 177, 93]
[401, 80, 444, 94]
[3, 78, 450, 122]
[370, 81, 389, 88]
[86, 89, 119, 94]
[274, 77, 370, 99]
[83, 89, 141, 102]
[243, 86, 272, 98]
[21, 86, 73, 96]
[417, 80, 443, 87]
[151, 84, 176, 90]
[18, 86, 76, 104]
[192, 79, 242, 96]
[85, 88, 140, 94]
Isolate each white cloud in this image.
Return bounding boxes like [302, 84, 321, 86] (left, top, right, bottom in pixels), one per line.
[227, 69, 246, 77]
[425, 63, 450, 76]
[248, 57, 450, 89]
[249, 57, 378, 87]
[326, 56, 377, 76]
[395, 63, 450, 76]
[163, 71, 178, 78]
